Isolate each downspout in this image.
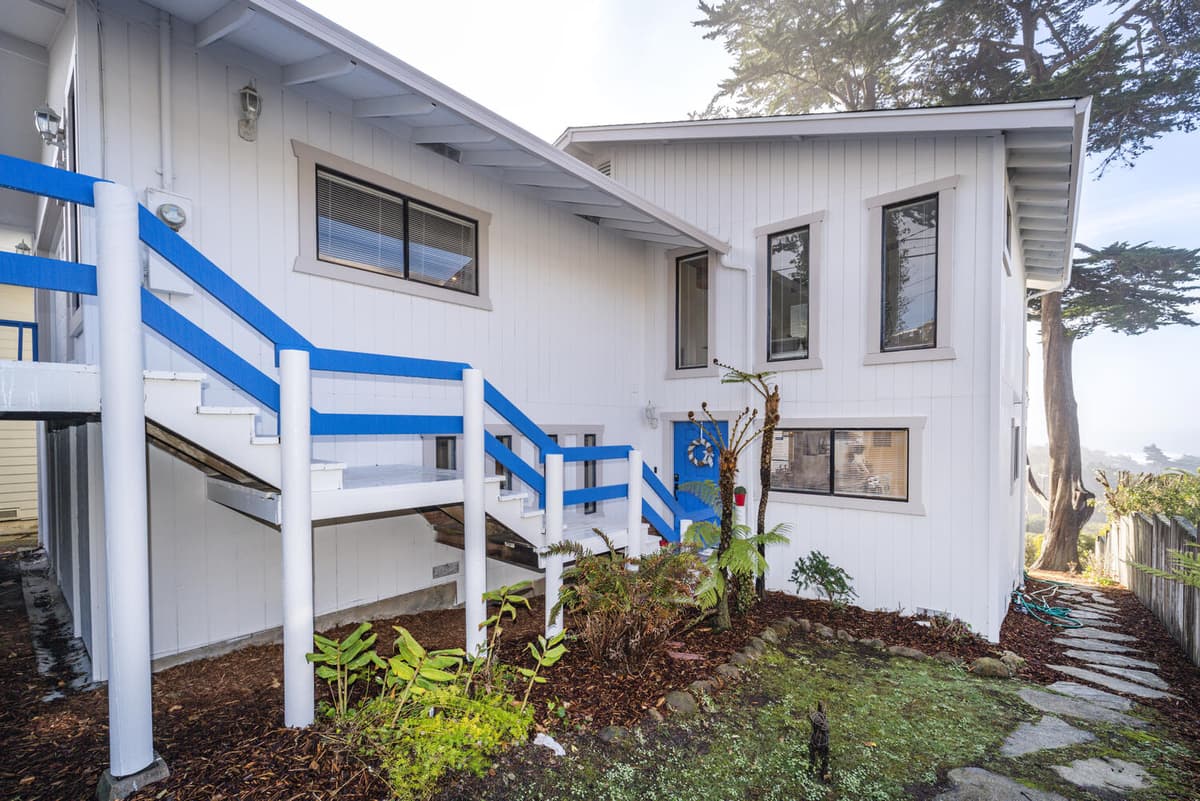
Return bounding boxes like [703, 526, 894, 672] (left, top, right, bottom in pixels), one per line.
[158, 10, 173, 191]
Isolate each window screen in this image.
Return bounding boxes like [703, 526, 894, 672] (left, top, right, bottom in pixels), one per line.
[882, 195, 938, 351]
[768, 226, 810, 360]
[317, 170, 406, 275]
[773, 428, 909, 502]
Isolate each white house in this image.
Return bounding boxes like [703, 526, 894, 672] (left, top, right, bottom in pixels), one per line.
[0, 0, 1087, 795]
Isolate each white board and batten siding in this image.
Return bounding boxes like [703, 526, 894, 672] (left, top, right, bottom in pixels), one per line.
[607, 136, 1022, 641]
[66, 1, 655, 661]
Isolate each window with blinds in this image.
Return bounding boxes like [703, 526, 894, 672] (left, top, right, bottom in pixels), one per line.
[772, 428, 909, 502]
[315, 168, 478, 295]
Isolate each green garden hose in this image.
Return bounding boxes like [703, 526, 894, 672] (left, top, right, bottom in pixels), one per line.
[1011, 571, 1085, 628]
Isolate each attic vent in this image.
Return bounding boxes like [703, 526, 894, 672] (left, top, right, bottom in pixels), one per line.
[0, 509, 17, 520]
[576, 214, 601, 225]
[417, 142, 462, 163]
[595, 159, 612, 177]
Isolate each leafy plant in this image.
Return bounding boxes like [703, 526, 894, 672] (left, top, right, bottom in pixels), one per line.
[681, 479, 790, 613]
[1130, 544, 1200, 590]
[469, 581, 533, 693]
[384, 625, 466, 726]
[790, 551, 857, 608]
[1098, 468, 1200, 525]
[518, 631, 567, 710]
[307, 622, 385, 718]
[549, 531, 709, 674]
[926, 614, 975, 645]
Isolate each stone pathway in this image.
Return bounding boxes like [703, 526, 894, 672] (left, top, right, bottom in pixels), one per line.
[934, 579, 1186, 800]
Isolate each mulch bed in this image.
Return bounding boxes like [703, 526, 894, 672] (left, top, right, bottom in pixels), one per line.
[1, 551, 1197, 800]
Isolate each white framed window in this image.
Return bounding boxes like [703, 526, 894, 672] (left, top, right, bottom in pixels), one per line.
[435, 436, 457, 472]
[755, 212, 824, 372]
[293, 140, 491, 310]
[666, 248, 717, 378]
[864, 177, 957, 365]
[769, 416, 926, 515]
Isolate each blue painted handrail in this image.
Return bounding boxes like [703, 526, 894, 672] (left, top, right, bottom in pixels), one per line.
[0, 153, 690, 541]
[0, 319, 38, 362]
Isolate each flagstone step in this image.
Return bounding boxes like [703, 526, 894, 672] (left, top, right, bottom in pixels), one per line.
[1059, 626, 1138, 643]
[1046, 681, 1133, 711]
[1063, 649, 1158, 671]
[1053, 637, 1140, 654]
[1016, 687, 1145, 728]
[1000, 715, 1095, 757]
[1052, 758, 1149, 794]
[1048, 665, 1178, 700]
[1085, 663, 1170, 691]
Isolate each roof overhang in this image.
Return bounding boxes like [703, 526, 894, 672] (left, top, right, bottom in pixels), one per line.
[558, 99, 1092, 290]
[117, 0, 730, 255]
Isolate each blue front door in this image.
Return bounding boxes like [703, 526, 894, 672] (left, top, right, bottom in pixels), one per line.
[673, 419, 727, 522]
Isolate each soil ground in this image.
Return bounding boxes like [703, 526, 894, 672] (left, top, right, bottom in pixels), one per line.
[0, 550, 1196, 800]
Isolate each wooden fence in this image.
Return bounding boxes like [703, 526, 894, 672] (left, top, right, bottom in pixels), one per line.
[1096, 514, 1199, 666]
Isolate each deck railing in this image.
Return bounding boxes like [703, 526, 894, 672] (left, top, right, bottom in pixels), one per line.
[0, 152, 683, 539]
[0, 319, 37, 361]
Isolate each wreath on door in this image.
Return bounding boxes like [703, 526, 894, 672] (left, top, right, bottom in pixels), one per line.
[686, 435, 714, 468]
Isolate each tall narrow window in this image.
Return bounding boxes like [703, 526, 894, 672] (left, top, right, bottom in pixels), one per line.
[881, 195, 938, 351]
[495, 434, 513, 491]
[768, 226, 810, 361]
[583, 433, 598, 514]
[435, 436, 457, 472]
[675, 252, 709, 369]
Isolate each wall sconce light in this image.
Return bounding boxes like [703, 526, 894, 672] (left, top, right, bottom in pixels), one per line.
[238, 82, 261, 142]
[14, 240, 32, 256]
[34, 105, 66, 149]
[644, 401, 659, 429]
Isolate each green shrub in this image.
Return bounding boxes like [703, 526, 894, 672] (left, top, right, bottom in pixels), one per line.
[1024, 533, 1044, 567]
[789, 550, 856, 607]
[550, 532, 709, 674]
[1098, 468, 1200, 524]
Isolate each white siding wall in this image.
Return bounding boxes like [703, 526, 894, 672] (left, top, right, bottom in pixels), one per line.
[0, 280, 38, 521]
[607, 135, 1016, 640]
[56, 1, 658, 660]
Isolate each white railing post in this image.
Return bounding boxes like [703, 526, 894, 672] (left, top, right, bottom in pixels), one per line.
[544, 452, 564, 637]
[462, 369, 486, 654]
[94, 182, 166, 793]
[279, 349, 314, 728]
[626, 450, 643, 567]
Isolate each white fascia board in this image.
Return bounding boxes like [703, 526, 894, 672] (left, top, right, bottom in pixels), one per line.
[228, 0, 729, 254]
[555, 99, 1082, 149]
[1059, 97, 1093, 291]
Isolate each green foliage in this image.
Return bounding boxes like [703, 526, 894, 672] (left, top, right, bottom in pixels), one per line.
[307, 622, 385, 718]
[681, 480, 791, 611]
[695, 0, 1200, 168]
[549, 531, 710, 674]
[472, 581, 533, 693]
[1098, 468, 1200, 524]
[1028, 242, 1200, 340]
[1024, 533, 1044, 568]
[355, 684, 532, 801]
[789, 550, 857, 607]
[518, 631, 567, 709]
[1130, 544, 1200, 589]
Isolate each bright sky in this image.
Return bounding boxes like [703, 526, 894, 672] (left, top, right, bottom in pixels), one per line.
[302, 0, 1200, 459]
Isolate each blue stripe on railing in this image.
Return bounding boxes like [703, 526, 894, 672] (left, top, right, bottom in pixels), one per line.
[483, 380, 562, 459]
[141, 290, 282, 413]
[0, 152, 102, 207]
[138, 208, 310, 350]
[0, 253, 98, 295]
[305, 347, 468, 381]
[563, 483, 628, 507]
[642, 462, 686, 520]
[485, 432, 546, 499]
[560, 445, 633, 463]
[311, 412, 463, 436]
[642, 500, 675, 541]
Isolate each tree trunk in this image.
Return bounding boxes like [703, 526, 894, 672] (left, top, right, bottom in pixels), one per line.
[755, 386, 780, 598]
[716, 450, 738, 631]
[1032, 292, 1095, 571]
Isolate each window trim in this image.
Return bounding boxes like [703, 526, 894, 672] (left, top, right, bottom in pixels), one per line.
[754, 212, 824, 373]
[768, 416, 926, 516]
[666, 247, 717, 379]
[864, 177, 957, 366]
[293, 140, 492, 310]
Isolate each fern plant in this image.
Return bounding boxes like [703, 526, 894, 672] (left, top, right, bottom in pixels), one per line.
[680, 479, 790, 612]
[1131, 543, 1200, 589]
[790, 550, 857, 607]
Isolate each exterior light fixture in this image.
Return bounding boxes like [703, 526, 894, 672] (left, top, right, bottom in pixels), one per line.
[14, 240, 32, 256]
[237, 82, 262, 142]
[34, 105, 65, 148]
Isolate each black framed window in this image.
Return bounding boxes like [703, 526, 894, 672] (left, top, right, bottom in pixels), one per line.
[495, 434, 513, 491]
[771, 428, 909, 502]
[881, 195, 938, 352]
[767, 226, 811, 361]
[316, 168, 478, 295]
[675, 252, 709, 369]
[435, 436, 457, 472]
[583, 433, 598, 514]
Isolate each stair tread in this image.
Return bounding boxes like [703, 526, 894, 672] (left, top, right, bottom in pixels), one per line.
[144, 370, 207, 382]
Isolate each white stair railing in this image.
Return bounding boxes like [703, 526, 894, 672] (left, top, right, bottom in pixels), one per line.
[279, 348, 314, 727]
[543, 453, 565, 637]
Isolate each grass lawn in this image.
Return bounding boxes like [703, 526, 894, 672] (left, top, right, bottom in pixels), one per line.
[447, 638, 1198, 801]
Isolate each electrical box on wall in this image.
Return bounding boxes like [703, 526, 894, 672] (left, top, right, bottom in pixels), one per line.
[143, 188, 194, 296]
